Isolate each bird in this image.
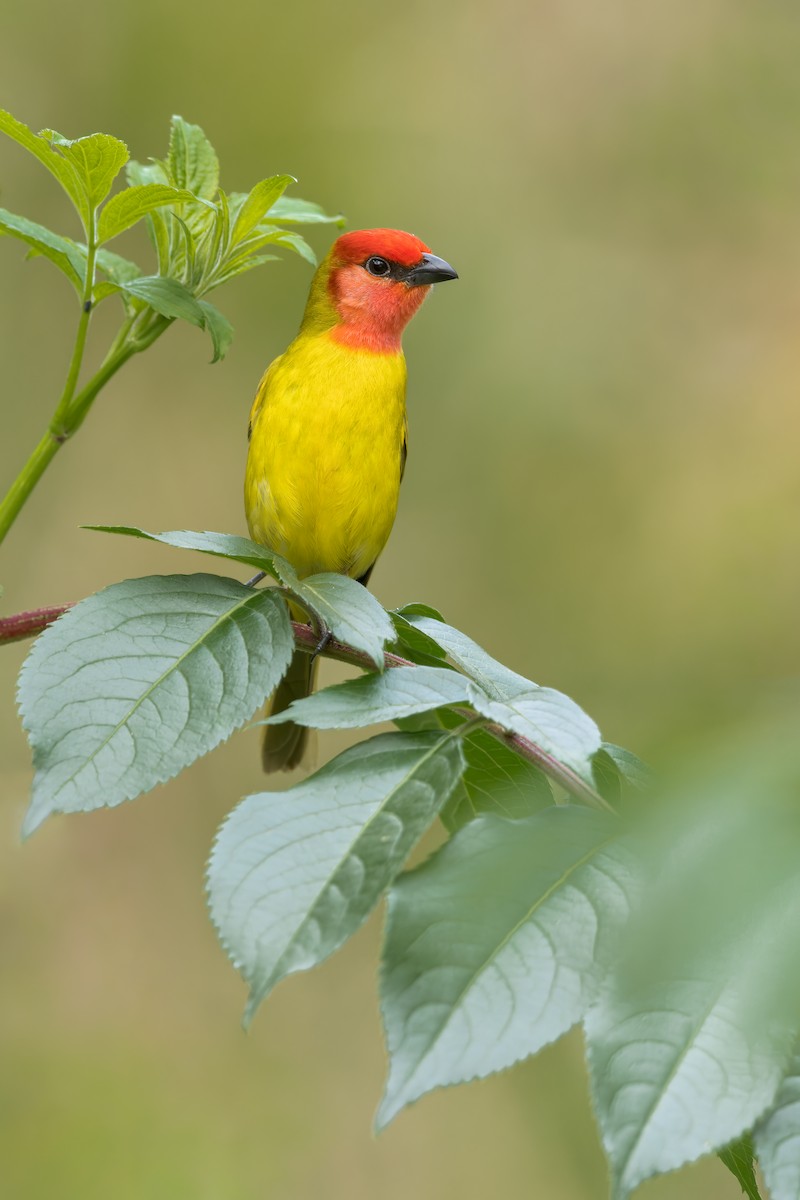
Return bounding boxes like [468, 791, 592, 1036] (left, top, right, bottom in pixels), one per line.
[245, 227, 458, 771]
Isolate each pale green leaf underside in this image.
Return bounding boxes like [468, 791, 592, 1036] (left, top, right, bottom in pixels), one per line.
[469, 684, 602, 784]
[87, 529, 396, 662]
[265, 664, 472, 728]
[288, 572, 395, 668]
[208, 731, 466, 1024]
[378, 807, 634, 1128]
[404, 615, 536, 700]
[754, 1054, 800, 1200]
[19, 574, 293, 834]
[84, 526, 291, 581]
[586, 973, 793, 1199]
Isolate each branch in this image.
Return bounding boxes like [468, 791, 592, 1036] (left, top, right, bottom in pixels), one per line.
[289, 628, 611, 810]
[0, 605, 73, 644]
[1, 601, 611, 812]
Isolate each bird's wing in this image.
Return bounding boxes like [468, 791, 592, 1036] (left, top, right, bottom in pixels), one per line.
[400, 413, 408, 483]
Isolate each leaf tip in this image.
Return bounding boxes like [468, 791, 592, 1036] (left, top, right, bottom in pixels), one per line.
[373, 1094, 399, 1134]
[21, 799, 49, 840]
[242, 990, 263, 1031]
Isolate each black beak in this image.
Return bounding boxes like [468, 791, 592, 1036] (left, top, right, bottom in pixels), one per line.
[406, 253, 459, 287]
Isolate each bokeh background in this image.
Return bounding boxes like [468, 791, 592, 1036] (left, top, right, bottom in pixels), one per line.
[2, 2, 800, 1196]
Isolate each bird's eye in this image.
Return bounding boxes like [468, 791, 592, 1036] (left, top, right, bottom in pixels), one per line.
[365, 256, 391, 277]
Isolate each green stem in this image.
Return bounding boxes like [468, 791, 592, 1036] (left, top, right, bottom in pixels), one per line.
[0, 216, 98, 546]
[66, 343, 135, 433]
[0, 294, 170, 545]
[0, 432, 62, 544]
[50, 225, 97, 437]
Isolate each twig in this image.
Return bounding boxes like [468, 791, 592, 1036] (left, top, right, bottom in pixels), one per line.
[1, 601, 611, 812]
[0, 605, 74, 644]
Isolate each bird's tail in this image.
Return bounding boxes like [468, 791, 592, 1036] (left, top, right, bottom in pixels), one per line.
[262, 648, 318, 772]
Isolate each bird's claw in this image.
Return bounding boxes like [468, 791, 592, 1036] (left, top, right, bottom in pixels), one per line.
[311, 626, 332, 664]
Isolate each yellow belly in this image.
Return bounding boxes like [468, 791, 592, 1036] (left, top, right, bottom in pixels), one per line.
[245, 330, 407, 580]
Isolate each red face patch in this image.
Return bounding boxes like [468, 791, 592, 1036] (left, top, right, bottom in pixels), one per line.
[333, 228, 431, 269]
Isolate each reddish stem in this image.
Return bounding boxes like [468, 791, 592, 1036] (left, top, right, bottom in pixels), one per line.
[0, 603, 609, 810]
[0, 605, 73, 644]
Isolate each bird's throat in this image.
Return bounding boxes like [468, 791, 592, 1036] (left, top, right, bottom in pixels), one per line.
[329, 263, 430, 353]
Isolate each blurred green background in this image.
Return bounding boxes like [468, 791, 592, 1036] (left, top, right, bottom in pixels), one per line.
[2, 1, 800, 1196]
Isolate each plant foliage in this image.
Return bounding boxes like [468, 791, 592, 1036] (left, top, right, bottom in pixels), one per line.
[10, 525, 799, 1199]
[3, 105, 796, 1200]
[0, 108, 340, 360]
[0, 107, 341, 547]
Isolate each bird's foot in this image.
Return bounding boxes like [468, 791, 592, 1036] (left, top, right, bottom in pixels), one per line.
[311, 625, 333, 664]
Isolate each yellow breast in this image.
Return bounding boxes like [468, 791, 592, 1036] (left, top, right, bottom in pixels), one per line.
[245, 330, 407, 580]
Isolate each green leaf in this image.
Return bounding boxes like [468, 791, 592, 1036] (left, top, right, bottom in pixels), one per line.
[287, 572, 395, 668]
[40, 131, 129, 212]
[95, 247, 142, 284]
[267, 195, 345, 225]
[167, 115, 219, 200]
[93, 248, 142, 313]
[0, 108, 85, 219]
[126, 160, 172, 271]
[126, 159, 168, 188]
[208, 730, 466, 1025]
[91, 281, 123, 306]
[584, 753, 800, 1197]
[469, 685, 602, 784]
[395, 603, 446, 622]
[197, 299, 233, 362]
[231, 175, 295, 244]
[118, 274, 206, 326]
[718, 1135, 763, 1200]
[208, 252, 280, 288]
[170, 210, 198, 280]
[19, 574, 293, 835]
[115, 276, 231, 352]
[198, 188, 228, 279]
[402, 614, 534, 700]
[97, 184, 195, 243]
[270, 230, 317, 265]
[585, 958, 794, 1199]
[754, 1054, 800, 1200]
[390, 613, 447, 664]
[0, 206, 85, 292]
[602, 742, 653, 790]
[84, 526, 290, 580]
[593, 747, 622, 804]
[441, 726, 552, 832]
[378, 807, 634, 1128]
[265, 664, 473, 729]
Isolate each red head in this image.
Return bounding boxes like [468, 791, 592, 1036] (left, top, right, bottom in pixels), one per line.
[302, 228, 458, 352]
